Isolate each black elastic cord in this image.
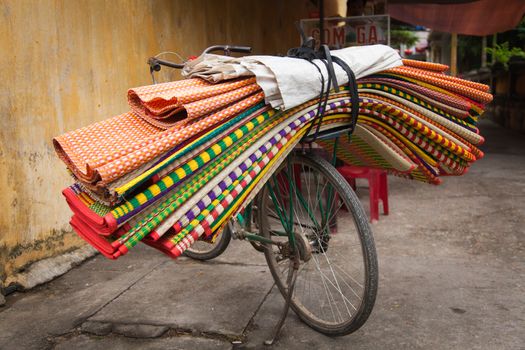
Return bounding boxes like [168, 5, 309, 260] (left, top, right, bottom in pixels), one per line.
[288, 45, 329, 142]
[330, 55, 359, 136]
[311, 58, 333, 139]
[321, 45, 339, 92]
[302, 61, 327, 140]
[287, 43, 359, 142]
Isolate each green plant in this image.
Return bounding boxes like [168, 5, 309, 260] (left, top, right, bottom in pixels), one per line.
[486, 42, 525, 69]
[390, 29, 418, 49]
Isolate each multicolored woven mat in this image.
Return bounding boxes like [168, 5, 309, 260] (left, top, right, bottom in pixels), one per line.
[54, 58, 492, 259]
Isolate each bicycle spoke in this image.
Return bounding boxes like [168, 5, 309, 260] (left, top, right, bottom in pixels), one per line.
[311, 236, 355, 316]
[260, 154, 376, 333]
[332, 264, 363, 300]
[312, 252, 342, 322]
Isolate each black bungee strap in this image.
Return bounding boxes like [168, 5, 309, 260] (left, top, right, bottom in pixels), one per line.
[329, 55, 359, 134]
[287, 43, 359, 143]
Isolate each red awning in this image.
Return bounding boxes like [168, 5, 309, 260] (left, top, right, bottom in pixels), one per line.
[389, 0, 525, 36]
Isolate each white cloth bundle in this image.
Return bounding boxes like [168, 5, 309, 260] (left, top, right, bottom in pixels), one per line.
[182, 45, 402, 110]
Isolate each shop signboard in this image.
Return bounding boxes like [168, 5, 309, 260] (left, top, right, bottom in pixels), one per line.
[299, 15, 390, 49]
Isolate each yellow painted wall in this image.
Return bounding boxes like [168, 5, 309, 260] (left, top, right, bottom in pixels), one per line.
[0, 0, 317, 285]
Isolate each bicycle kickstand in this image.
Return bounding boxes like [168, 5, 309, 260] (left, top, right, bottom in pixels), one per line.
[264, 249, 300, 346]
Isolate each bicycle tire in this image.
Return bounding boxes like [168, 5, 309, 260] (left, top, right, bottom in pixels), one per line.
[259, 153, 378, 336]
[183, 226, 232, 261]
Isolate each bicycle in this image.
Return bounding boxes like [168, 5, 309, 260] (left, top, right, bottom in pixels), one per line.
[147, 45, 378, 344]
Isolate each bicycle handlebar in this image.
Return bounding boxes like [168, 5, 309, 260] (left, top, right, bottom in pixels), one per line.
[147, 57, 183, 71]
[203, 45, 252, 54]
[148, 44, 252, 74]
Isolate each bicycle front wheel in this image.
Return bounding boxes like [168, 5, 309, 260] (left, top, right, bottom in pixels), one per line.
[259, 153, 378, 336]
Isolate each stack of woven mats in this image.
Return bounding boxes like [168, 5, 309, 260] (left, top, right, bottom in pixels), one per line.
[54, 58, 492, 260]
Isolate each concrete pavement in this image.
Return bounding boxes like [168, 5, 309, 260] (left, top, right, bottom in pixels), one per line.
[0, 119, 523, 349]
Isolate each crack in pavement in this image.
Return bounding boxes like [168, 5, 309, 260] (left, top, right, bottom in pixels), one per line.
[241, 283, 276, 339]
[81, 260, 168, 325]
[87, 322, 241, 342]
[190, 260, 268, 268]
[48, 323, 240, 348]
[59, 259, 270, 344]
[44, 329, 83, 350]
[45, 260, 170, 348]
[58, 272, 277, 346]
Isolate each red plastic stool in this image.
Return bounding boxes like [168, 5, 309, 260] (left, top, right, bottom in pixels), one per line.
[336, 166, 389, 223]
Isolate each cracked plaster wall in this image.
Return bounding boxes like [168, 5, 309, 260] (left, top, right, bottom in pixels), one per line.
[0, 0, 316, 287]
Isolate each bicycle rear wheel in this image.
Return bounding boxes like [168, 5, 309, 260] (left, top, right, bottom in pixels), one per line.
[184, 198, 264, 260]
[183, 227, 231, 261]
[259, 153, 378, 336]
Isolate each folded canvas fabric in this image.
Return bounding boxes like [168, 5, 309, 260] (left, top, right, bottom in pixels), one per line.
[53, 47, 492, 260]
[183, 45, 403, 109]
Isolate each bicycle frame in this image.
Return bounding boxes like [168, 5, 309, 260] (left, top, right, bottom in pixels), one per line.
[231, 136, 342, 251]
[144, 47, 370, 343]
